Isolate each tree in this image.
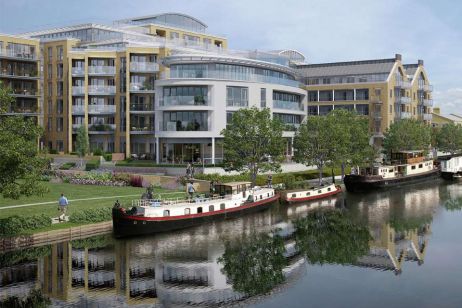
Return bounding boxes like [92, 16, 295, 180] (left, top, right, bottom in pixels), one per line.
[0, 81, 48, 199]
[75, 125, 89, 167]
[221, 107, 285, 186]
[293, 112, 348, 185]
[383, 119, 431, 155]
[434, 123, 462, 155]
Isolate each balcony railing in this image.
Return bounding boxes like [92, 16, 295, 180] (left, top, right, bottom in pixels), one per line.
[161, 95, 208, 106]
[161, 121, 208, 132]
[129, 83, 155, 92]
[422, 99, 433, 107]
[423, 113, 432, 121]
[88, 85, 116, 95]
[88, 66, 116, 75]
[11, 88, 39, 96]
[71, 67, 85, 75]
[273, 100, 304, 111]
[0, 48, 37, 61]
[72, 86, 85, 95]
[395, 80, 412, 89]
[400, 112, 412, 119]
[7, 106, 39, 114]
[130, 102, 155, 112]
[88, 105, 116, 113]
[88, 123, 116, 132]
[396, 97, 411, 104]
[226, 99, 248, 107]
[130, 125, 155, 132]
[130, 62, 159, 73]
[72, 124, 83, 131]
[72, 105, 85, 114]
[0, 69, 38, 78]
[419, 84, 433, 92]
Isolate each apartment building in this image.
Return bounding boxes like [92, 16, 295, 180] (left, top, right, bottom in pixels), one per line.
[0, 34, 41, 122]
[296, 54, 433, 146]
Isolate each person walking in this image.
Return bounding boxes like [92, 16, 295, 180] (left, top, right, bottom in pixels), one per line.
[186, 163, 191, 178]
[267, 174, 273, 188]
[58, 193, 69, 222]
[191, 165, 196, 178]
[187, 181, 196, 201]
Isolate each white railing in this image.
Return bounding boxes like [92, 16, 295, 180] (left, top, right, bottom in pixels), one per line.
[401, 112, 412, 119]
[72, 86, 85, 95]
[423, 113, 432, 121]
[131, 195, 227, 207]
[397, 97, 411, 104]
[130, 62, 159, 72]
[72, 105, 85, 113]
[88, 85, 116, 95]
[88, 123, 116, 131]
[72, 124, 82, 130]
[0, 48, 37, 60]
[396, 80, 412, 88]
[88, 66, 116, 75]
[423, 99, 433, 107]
[71, 67, 85, 75]
[161, 95, 208, 106]
[129, 83, 155, 92]
[88, 105, 116, 113]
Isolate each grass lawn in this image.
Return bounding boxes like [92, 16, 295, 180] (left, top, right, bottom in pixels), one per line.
[0, 182, 185, 219]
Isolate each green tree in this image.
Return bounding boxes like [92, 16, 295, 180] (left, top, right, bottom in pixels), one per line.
[0, 81, 48, 199]
[75, 125, 89, 167]
[293, 112, 348, 185]
[434, 123, 462, 155]
[218, 232, 287, 296]
[221, 107, 285, 186]
[294, 209, 371, 265]
[383, 119, 431, 155]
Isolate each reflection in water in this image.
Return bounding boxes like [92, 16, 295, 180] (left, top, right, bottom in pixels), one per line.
[1, 182, 462, 307]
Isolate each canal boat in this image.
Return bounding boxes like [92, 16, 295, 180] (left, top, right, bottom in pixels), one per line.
[344, 151, 440, 193]
[112, 182, 279, 238]
[281, 183, 342, 204]
[439, 154, 462, 180]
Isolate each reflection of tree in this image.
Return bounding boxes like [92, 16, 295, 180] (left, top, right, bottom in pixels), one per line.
[0, 289, 50, 308]
[444, 197, 462, 212]
[294, 209, 371, 265]
[218, 232, 287, 296]
[0, 245, 51, 268]
[389, 215, 433, 232]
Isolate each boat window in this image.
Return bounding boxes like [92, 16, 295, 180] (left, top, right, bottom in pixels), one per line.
[328, 188, 331, 191]
[267, 193, 270, 197]
[209, 205, 214, 212]
[220, 203, 226, 210]
[185, 208, 190, 215]
[291, 193, 296, 198]
[412, 165, 416, 170]
[163, 210, 170, 217]
[389, 168, 394, 173]
[318, 190, 322, 193]
[197, 207, 203, 214]
[419, 164, 423, 168]
[306, 192, 310, 196]
[260, 195, 263, 200]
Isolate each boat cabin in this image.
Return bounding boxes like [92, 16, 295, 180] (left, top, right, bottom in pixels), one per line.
[390, 151, 425, 165]
[440, 154, 462, 174]
[214, 182, 252, 198]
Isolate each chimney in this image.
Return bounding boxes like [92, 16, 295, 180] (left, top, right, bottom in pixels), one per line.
[395, 54, 402, 61]
[418, 59, 424, 66]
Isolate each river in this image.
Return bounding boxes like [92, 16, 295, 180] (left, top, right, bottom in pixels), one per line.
[1, 180, 462, 307]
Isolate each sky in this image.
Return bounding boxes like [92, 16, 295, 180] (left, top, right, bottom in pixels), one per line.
[0, 0, 461, 114]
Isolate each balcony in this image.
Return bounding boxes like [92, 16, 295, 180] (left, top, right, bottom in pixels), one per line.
[0, 48, 37, 61]
[400, 112, 412, 119]
[130, 102, 155, 112]
[422, 99, 433, 107]
[72, 105, 85, 114]
[71, 67, 85, 76]
[88, 85, 116, 95]
[129, 83, 155, 93]
[0, 69, 39, 80]
[88, 66, 116, 75]
[419, 84, 433, 92]
[423, 113, 432, 121]
[10, 88, 39, 98]
[396, 97, 411, 104]
[88, 123, 116, 133]
[130, 62, 159, 73]
[6, 106, 39, 114]
[395, 80, 412, 89]
[88, 105, 116, 114]
[273, 100, 304, 111]
[161, 95, 208, 107]
[130, 125, 155, 134]
[226, 99, 248, 107]
[72, 124, 83, 131]
[72, 86, 85, 96]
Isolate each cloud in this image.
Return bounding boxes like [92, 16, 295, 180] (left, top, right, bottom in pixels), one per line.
[433, 88, 462, 115]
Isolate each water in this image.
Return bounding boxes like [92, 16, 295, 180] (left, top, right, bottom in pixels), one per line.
[1, 180, 462, 307]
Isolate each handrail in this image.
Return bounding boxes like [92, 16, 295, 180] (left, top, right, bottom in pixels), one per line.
[132, 195, 228, 207]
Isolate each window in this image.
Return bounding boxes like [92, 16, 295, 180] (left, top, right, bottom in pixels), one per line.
[57, 63, 63, 79]
[226, 86, 248, 107]
[56, 46, 63, 61]
[163, 111, 208, 131]
[308, 106, 318, 116]
[419, 164, 423, 168]
[47, 64, 52, 79]
[226, 112, 234, 125]
[319, 105, 333, 115]
[163, 210, 170, 217]
[57, 82, 63, 96]
[318, 190, 322, 193]
[319, 90, 333, 102]
[390, 89, 393, 98]
[355, 104, 369, 115]
[291, 193, 296, 198]
[412, 165, 416, 170]
[57, 100, 63, 114]
[47, 47, 52, 60]
[56, 117, 64, 132]
[322, 78, 331, 84]
[356, 89, 369, 100]
[306, 192, 310, 196]
[197, 207, 203, 214]
[47, 100, 52, 114]
[308, 91, 318, 102]
[184, 208, 190, 215]
[261, 88, 266, 107]
[209, 205, 214, 212]
[220, 203, 226, 210]
[57, 140, 64, 152]
[334, 90, 354, 101]
[273, 91, 302, 110]
[170, 32, 179, 40]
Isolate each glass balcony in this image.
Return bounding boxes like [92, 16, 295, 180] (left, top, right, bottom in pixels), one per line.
[396, 97, 411, 104]
[130, 62, 159, 73]
[72, 86, 85, 96]
[88, 105, 116, 113]
[423, 113, 432, 121]
[0, 68, 38, 79]
[129, 102, 155, 112]
[395, 80, 412, 89]
[88, 85, 116, 95]
[88, 66, 116, 75]
[400, 112, 412, 119]
[72, 105, 85, 114]
[7, 106, 39, 114]
[88, 123, 116, 132]
[0, 48, 37, 61]
[129, 83, 155, 92]
[422, 99, 433, 107]
[72, 67, 85, 76]
[161, 95, 208, 106]
[10, 88, 39, 97]
[72, 124, 83, 131]
[226, 99, 248, 107]
[130, 125, 155, 132]
[424, 84, 433, 92]
[273, 100, 303, 111]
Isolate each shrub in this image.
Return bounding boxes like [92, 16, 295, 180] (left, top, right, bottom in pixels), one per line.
[69, 207, 112, 224]
[49, 149, 58, 154]
[103, 153, 112, 162]
[113, 172, 131, 183]
[71, 234, 114, 249]
[0, 214, 52, 236]
[130, 175, 144, 187]
[85, 159, 100, 171]
[93, 148, 103, 156]
[59, 162, 76, 170]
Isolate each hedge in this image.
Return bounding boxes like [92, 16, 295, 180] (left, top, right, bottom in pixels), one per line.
[0, 214, 52, 236]
[85, 159, 101, 171]
[59, 162, 76, 170]
[116, 160, 224, 168]
[69, 207, 112, 224]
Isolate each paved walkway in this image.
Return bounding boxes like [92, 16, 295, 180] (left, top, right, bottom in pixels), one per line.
[0, 191, 184, 210]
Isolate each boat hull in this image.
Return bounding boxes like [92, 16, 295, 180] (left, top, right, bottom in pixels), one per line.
[344, 169, 440, 193]
[441, 172, 462, 181]
[112, 194, 280, 238]
[283, 185, 342, 204]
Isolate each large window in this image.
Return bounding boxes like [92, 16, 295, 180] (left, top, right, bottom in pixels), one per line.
[163, 86, 208, 106]
[226, 86, 248, 107]
[163, 111, 208, 131]
[356, 89, 369, 100]
[355, 104, 369, 115]
[319, 90, 333, 102]
[308, 106, 318, 116]
[261, 88, 266, 108]
[308, 91, 318, 102]
[273, 91, 302, 110]
[334, 90, 354, 101]
[319, 105, 333, 115]
[274, 113, 301, 131]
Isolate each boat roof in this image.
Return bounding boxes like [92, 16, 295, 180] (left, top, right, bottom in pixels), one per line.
[394, 150, 424, 154]
[438, 153, 462, 161]
[218, 181, 252, 187]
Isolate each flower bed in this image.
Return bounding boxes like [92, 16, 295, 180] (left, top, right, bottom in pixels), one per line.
[55, 171, 132, 187]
